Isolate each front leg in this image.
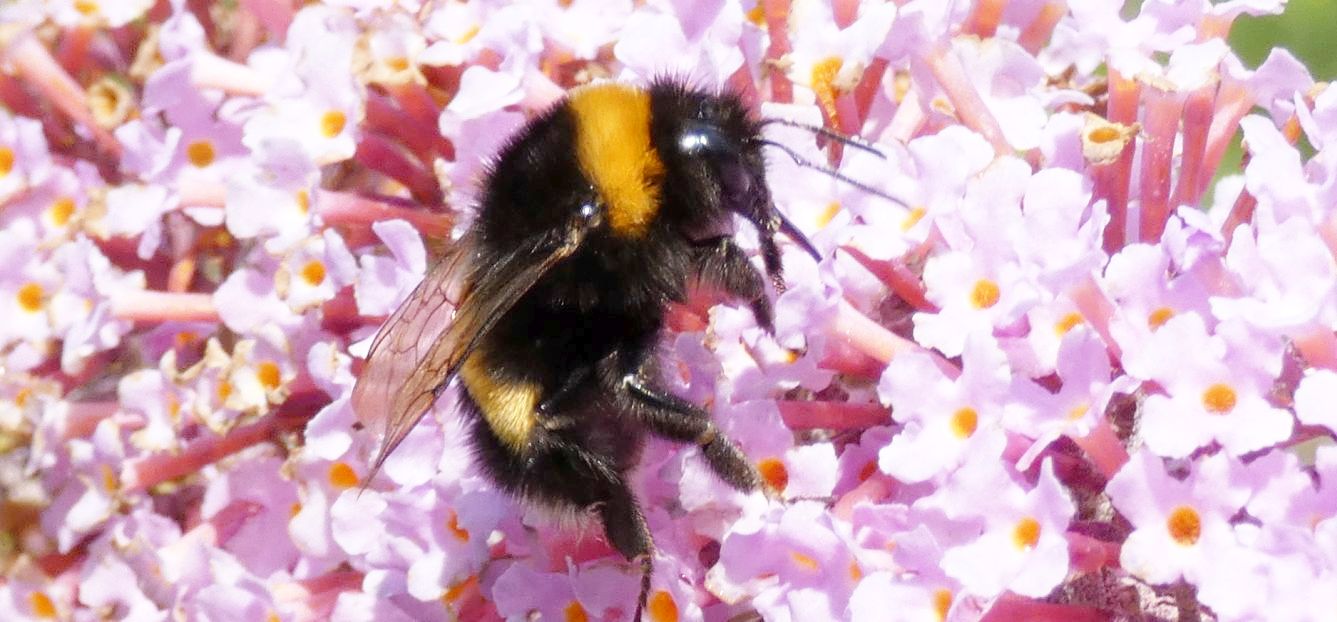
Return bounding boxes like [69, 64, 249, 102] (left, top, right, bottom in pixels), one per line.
[621, 374, 760, 493]
[691, 236, 774, 333]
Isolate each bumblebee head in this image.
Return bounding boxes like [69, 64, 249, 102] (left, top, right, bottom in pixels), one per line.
[646, 83, 821, 266]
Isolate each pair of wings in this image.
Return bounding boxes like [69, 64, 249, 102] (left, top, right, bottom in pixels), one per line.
[350, 216, 593, 480]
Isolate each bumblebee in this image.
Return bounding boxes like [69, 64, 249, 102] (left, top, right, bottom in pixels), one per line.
[352, 78, 884, 619]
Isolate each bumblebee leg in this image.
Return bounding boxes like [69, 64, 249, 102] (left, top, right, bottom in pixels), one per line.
[692, 236, 774, 333]
[622, 375, 760, 492]
[596, 481, 654, 621]
[535, 365, 592, 430]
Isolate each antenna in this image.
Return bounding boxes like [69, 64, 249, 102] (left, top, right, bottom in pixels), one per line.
[756, 139, 908, 207]
[758, 118, 887, 158]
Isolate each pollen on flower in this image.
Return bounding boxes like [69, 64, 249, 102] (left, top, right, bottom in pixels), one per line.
[1081, 113, 1138, 166]
[811, 57, 845, 121]
[47, 197, 76, 227]
[1067, 402, 1090, 421]
[265, 613, 281, 622]
[950, 407, 978, 439]
[299, 260, 327, 286]
[17, 282, 46, 313]
[385, 57, 410, 72]
[447, 510, 470, 542]
[1166, 505, 1202, 545]
[901, 206, 927, 231]
[1147, 306, 1175, 330]
[563, 600, 589, 622]
[443, 575, 478, 604]
[256, 361, 282, 391]
[817, 201, 841, 228]
[320, 110, 348, 138]
[289, 502, 301, 517]
[88, 78, 133, 128]
[14, 387, 32, 408]
[100, 463, 120, 493]
[1054, 312, 1084, 335]
[295, 189, 310, 215]
[789, 550, 819, 571]
[757, 457, 789, 492]
[186, 140, 216, 167]
[932, 588, 953, 621]
[1201, 383, 1237, 414]
[1012, 517, 1041, 550]
[969, 279, 1000, 309]
[0, 146, 14, 176]
[647, 590, 679, 622]
[327, 462, 359, 489]
[174, 331, 198, 348]
[745, 3, 767, 26]
[73, 0, 99, 15]
[455, 25, 481, 44]
[848, 561, 862, 581]
[29, 591, 56, 618]
[216, 380, 233, 402]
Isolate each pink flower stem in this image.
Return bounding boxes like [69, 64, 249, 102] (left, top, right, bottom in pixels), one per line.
[1219, 153, 1257, 239]
[965, 0, 1007, 38]
[239, 0, 295, 40]
[190, 51, 268, 97]
[1292, 324, 1337, 371]
[1169, 85, 1216, 209]
[1098, 70, 1140, 253]
[831, 475, 894, 520]
[111, 290, 220, 324]
[1066, 531, 1120, 573]
[55, 24, 96, 76]
[1018, 1, 1067, 55]
[981, 594, 1109, 622]
[776, 400, 888, 430]
[120, 395, 318, 493]
[838, 245, 936, 312]
[188, 500, 264, 545]
[832, 0, 859, 28]
[1066, 274, 1120, 360]
[727, 64, 762, 110]
[315, 189, 454, 239]
[886, 84, 926, 143]
[353, 132, 445, 205]
[920, 42, 1011, 157]
[1070, 414, 1128, 478]
[1138, 82, 1185, 243]
[762, 0, 794, 103]
[366, 91, 445, 162]
[384, 81, 446, 142]
[1197, 81, 1253, 199]
[1, 26, 121, 157]
[853, 57, 889, 121]
[818, 339, 887, 378]
[225, 10, 265, 62]
[60, 401, 135, 440]
[829, 298, 958, 376]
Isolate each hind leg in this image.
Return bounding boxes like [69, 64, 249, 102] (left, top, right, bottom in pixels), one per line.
[594, 480, 654, 621]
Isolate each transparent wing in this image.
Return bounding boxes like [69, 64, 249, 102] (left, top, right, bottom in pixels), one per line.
[351, 219, 593, 480]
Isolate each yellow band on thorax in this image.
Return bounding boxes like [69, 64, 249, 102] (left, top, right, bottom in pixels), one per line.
[567, 83, 665, 237]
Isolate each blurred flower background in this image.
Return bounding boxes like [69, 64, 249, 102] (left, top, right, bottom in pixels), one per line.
[1, 0, 1336, 621]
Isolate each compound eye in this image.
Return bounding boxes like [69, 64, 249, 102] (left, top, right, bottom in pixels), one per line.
[678, 121, 726, 157]
[718, 159, 753, 201]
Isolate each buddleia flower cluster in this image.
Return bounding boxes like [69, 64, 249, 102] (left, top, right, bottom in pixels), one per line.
[1, 0, 1334, 620]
